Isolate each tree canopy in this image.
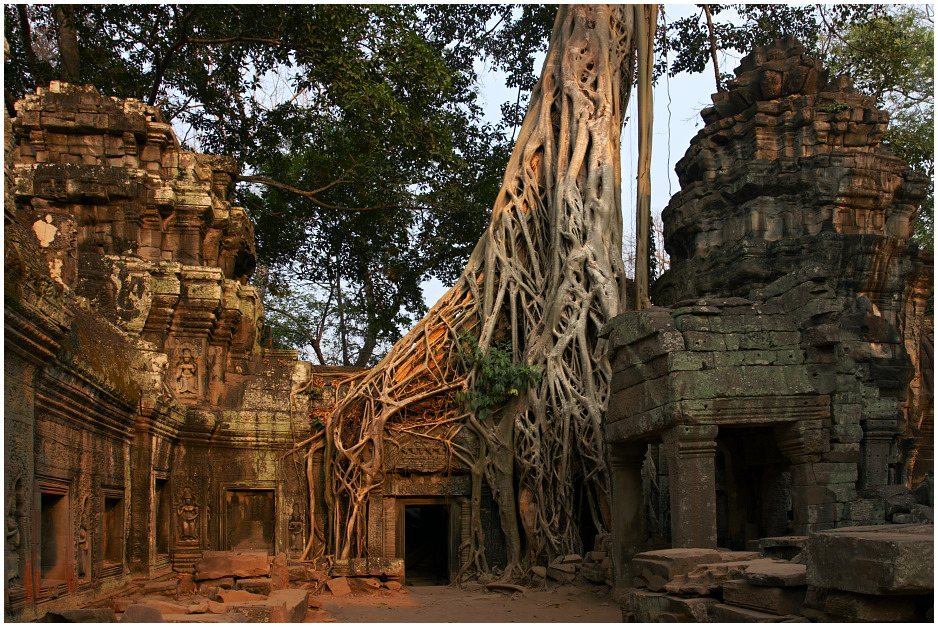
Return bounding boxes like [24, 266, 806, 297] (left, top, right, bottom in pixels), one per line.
[5, 4, 931, 365]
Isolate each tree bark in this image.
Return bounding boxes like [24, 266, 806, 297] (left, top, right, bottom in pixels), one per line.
[54, 5, 80, 83]
[320, 4, 645, 578]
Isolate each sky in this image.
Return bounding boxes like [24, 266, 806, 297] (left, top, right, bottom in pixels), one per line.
[420, 3, 742, 305]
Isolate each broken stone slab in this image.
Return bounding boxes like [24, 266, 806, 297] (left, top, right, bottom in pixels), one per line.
[287, 565, 306, 581]
[805, 524, 934, 595]
[718, 550, 763, 562]
[109, 597, 138, 613]
[723, 579, 806, 615]
[235, 577, 271, 595]
[547, 566, 576, 583]
[305, 568, 329, 582]
[142, 580, 178, 596]
[548, 561, 578, 574]
[821, 589, 921, 622]
[268, 588, 310, 622]
[326, 576, 352, 596]
[560, 554, 583, 563]
[664, 559, 781, 596]
[177, 574, 197, 597]
[224, 596, 296, 623]
[160, 614, 247, 623]
[139, 598, 209, 616]
[269, 552, 289, 591]
[199, 577, 235, 590]
[360, 577, 382, 589]
[627, 589, 717, 622]
[630, 548, 724, 591]
[383, 581, 403, 591]
[118, 604, 163, 623]
[586, 551, 607, 562]
[207, 601, 228, 614]
[530, 566, 547, 579]
[42, 608, 118, 622]
[757, 536, 808, 561]
[580, 563, 606, 583]
[194, 551, 270, 581]
[710, 603, 799, 623]
[214, 589, 266, 604]
[744, 562, 807, 587]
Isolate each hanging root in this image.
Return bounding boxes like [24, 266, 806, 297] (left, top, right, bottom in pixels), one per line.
[311, 5, 642, 579]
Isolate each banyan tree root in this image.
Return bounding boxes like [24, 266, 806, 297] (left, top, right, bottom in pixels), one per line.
[314, 4, 648, 580]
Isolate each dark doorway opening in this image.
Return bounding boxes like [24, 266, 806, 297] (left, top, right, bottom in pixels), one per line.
[155, 479, 170, 556]
[226, 489, 275, 553]
[404, 504, 449, 586]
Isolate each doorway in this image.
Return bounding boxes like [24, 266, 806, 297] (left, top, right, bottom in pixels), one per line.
[401, 503, 451, 586]
[225, 489, 275, 553]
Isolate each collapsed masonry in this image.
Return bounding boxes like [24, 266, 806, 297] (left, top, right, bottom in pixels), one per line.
[604, 37, 933, 621]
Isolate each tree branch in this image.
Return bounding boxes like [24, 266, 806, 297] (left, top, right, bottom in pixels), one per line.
[147, 6, 201, 105]
[235, 174, 421, 212]
[17, 5, 39, 79]
[703, 5, 723, 93]
[266, 304, 327, 365]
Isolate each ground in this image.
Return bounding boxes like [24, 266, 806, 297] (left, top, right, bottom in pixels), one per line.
[308, 583, 620, 623]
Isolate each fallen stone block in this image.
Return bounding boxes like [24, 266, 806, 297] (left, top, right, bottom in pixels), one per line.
[305, 568, 329, 582]
[360, 577, 382, 589]
[718, 550, 763, 562]
[214, 589, 266, 603]
[143, 580, 178, 596]
[207, 601, 228, 614]
[138, 599, 192, 616]
[580, 563, 606, 583]
[199, 577, 235, 590]
[630, 548, 724, 591]
[805, 524, 933, 595]
[235, 577, 271, 595]
[269, 552, 289, 591]
[560, 554, 583, 563]
[627, 589, 717, 622]
[548, 561, 578, 574]
[665, 559, 780, 596]
[161, 614, 245, 623]
[119, 605, 163, 623]
[383, 581, 403, 591]
[744, 562, 807, 587]
[821, 589, 920, 622]
[530, 566, 547, 579]
[586, 551, 607, 562]
[224, 598, 290, 623]
[547, 566, 576, 583]
[177, 574, 197, 597]
[710, 603, 796, 623]
[723, 579, 806, 615]
[194, 551, 269, 581]
[326, 576, 352, 596]
[43, 608, 118, 622]
[367, 557, 405, 577]
[287, 565, 306, 581]
[268, 588, 310, 622]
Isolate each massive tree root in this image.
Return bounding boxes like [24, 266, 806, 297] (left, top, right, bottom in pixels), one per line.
[311, 5, 646, 579]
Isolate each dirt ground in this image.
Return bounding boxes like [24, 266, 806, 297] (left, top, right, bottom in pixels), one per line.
[306, 582, 621, 623]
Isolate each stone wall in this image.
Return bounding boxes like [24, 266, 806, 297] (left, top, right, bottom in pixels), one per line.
[604, 37, 932, 588]
[3, 82, 328, 620]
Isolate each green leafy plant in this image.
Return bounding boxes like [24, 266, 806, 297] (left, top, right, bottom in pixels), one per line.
[456, 333, 541, 419]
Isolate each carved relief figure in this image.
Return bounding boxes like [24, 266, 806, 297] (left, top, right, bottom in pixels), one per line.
[175, 348, 198, 395]
[5, 481, 21, 587]
[288, 502, 304, 554]
[76, 497, 90, 580]
[177, 488, 200, 541]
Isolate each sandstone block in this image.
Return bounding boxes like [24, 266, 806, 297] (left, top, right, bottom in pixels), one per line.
[161, 614, 245, 623]
[305, 568, 328, 582]
[109, 597, 138, 613]
[805, 524, 933, 594]
[744, 561, 807, 587]
[326, 577, 352, 596]
[710, 603, 796, 623]
[630, 548, 724, 591]
[580, 563, 606, 583]
[723, 579, 806, 615]
[548, 561, 578, 574]
[757, 536, 807, 561]
[119, 605, 162, 623]
[586, 551, 608, 562]
[627, 589, 717, 623]
[214, 589, 265, 603]
[821, 589, 920, 622]
[268, 589, 310, 622]
[194, 551, 269, 580]
[223, 600, 288, 623]
[200, 577, 235, 590]
[665, 559, 781, 596]
[560, 553, 583, 563]
[547, 566, 576, 583]
[269, 552, 288, 590]
[718, 550, 763, 562]
[235, 577, 271, 595]
[207, 601, 228, 614]
[361, 577, 382, 589]
[143, 580, 178, 596]
[383, 581, 403, 591]
[138, 599, 191, 616]
[45, 608, 118, 622]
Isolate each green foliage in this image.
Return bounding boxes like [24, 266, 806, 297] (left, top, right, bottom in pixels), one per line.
[456, 334, 542, 420]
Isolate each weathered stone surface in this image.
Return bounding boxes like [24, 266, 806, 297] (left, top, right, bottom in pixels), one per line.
[710, 603, 798, 623]
[194, 551, 269, 580]
[665, 559, 781, 596]
[627, 590, 717, 623]
[326, 577, 352, 596]
[268, 588, 310, 623]
[42, 608, 118, 622]
[631, 548, 724, 590]
[269, 552, 289, 591]
[235, 577, 271, 595]
[161, 614, 246, 623]
[383, 581, 403, 591]
[723, 579, 806, 615]
[744, 562, 807, 588]
[819, 589, 920, 622]
[143, 580, 178, 596]
[200, 577, 235, 590]
[547, 566, 576, 583]
[109, 598, 138, 613]
[214, 590, 265, 604]
[757, 536, 808, 561]
[805, 524, 933, 594]
[119, 605, 163, 623]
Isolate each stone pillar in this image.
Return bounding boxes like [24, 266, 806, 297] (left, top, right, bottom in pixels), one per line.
[661, 425, 719, 548]
[859, 418, 899, 489]
[608, 442, 647, 588]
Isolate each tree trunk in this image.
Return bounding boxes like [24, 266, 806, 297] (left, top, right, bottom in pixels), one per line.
[54, 5, 80, 83]
[320, 4, 646, 578]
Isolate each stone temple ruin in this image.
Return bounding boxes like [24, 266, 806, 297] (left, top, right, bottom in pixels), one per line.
[3, 37, 933, 622]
